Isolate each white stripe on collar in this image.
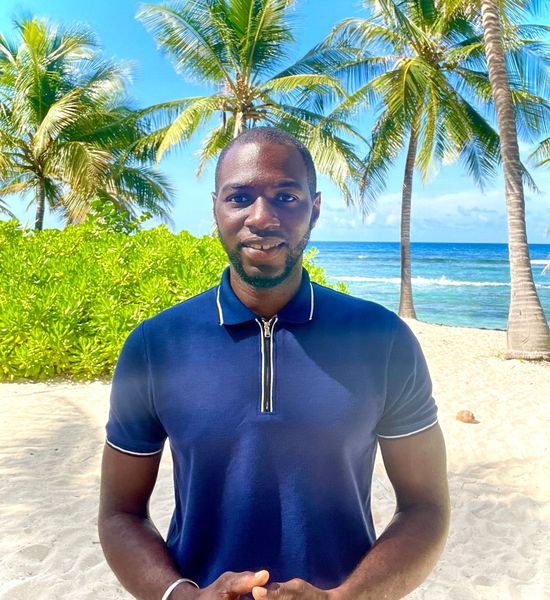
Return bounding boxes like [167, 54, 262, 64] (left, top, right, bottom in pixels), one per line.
[217, 279, 314, 324]
[216, 285, 224, 325]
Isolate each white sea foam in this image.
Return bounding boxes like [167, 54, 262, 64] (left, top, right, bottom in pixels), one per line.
[531, 259, 550, 266]
[332, 275, 508, 287]
[335, 276, 400, 284]
[332, 275, 550, 289]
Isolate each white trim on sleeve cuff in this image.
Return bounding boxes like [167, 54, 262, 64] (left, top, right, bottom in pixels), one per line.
[106, 438, 163, 456]
[377, 419, 438, 440]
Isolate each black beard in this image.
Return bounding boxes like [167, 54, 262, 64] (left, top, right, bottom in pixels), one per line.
[218, 230, 312, 289]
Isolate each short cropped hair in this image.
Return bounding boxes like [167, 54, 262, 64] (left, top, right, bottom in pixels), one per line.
[214, 127, 317, 196]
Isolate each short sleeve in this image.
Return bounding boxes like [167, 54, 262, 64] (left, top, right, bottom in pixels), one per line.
[376, 317, 438, 439]
[106, 323, 167, 455]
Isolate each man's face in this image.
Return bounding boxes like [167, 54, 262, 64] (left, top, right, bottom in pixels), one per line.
[213, 141, 320, 289]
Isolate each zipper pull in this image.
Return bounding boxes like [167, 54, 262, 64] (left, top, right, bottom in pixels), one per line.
[262, 318, 274, 337]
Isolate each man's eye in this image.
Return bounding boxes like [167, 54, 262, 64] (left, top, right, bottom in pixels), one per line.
[228, 195, 250, 204]
[277, 193, 297, 203]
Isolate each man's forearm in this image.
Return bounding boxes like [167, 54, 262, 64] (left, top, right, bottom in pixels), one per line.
[332, 502, 450, 600]
[98, 512, 197, 600]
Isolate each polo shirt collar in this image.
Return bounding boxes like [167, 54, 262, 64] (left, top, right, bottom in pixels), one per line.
[216, 267, 315, 326]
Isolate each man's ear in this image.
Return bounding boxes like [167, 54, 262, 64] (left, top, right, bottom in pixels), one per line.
[310, 192, 321, 229]
[212, 192, 217, 215]
[211, 193, 219, 234]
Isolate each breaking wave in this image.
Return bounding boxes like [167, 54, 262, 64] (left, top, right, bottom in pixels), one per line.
[332, 275, 549, 289]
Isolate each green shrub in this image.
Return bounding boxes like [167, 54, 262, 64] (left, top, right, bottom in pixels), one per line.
[0, 219, 345, 381]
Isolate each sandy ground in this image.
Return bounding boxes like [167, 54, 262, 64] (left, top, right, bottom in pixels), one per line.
[0, 321, 549, 600]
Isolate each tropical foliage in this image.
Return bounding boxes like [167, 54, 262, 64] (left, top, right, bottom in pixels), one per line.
[0, 18, 174, 230]
[137, 0, 369, 209]
[0, 216, 342, 380]
[1, 1, 549, 373]
[323, 0, 505, 318]
[443, 0, 550, 358]
[531, 135, 550, 167]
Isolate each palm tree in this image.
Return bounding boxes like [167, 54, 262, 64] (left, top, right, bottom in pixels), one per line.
[325, 0, 502, 318]
[0, 18, 173, 230]
[137, 0, 368, 208]
[443, 0, 550, 357]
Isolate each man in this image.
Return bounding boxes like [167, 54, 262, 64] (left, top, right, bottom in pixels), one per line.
[99, 127, 450, 600]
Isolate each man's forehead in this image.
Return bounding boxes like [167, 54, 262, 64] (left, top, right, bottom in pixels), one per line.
[222, 139, 300, 163]
[216, 140, 308, 189]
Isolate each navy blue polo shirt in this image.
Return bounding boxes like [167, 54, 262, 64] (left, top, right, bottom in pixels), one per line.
[106, 268, 437, 590]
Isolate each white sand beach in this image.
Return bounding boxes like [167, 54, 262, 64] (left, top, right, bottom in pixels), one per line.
[1, 321, 549, 600]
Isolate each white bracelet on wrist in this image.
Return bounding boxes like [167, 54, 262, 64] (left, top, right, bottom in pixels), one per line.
[161, 577, 199, 600]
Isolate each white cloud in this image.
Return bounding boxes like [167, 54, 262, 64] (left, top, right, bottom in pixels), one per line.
[307, 172, 550, 242]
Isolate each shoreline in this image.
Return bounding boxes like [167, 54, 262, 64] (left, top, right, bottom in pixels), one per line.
[1, 321, 548, 599]
[310, 240, 550, 333]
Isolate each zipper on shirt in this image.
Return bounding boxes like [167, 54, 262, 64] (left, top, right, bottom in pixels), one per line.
[256, 317, 278, 413]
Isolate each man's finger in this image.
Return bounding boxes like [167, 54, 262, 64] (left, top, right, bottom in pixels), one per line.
[251, 585, 269, 599]
[251, 578, 323, 600]
[219, 570, 270, 595]
[252, 582, 286, 599]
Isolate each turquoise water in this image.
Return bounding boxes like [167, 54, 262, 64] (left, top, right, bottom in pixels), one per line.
[308, 242, 550, 330]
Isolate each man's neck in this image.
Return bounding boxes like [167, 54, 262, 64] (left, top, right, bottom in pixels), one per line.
[228, 264, 303, 319]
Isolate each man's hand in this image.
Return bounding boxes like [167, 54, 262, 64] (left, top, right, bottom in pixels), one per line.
[251, 578, 334, 600]
[178, 570, 270, 600]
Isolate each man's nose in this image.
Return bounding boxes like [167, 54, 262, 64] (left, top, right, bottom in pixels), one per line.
[244, 197, 280, 230]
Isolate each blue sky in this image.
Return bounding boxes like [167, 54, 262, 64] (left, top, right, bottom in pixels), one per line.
[1, 0, 549, 243]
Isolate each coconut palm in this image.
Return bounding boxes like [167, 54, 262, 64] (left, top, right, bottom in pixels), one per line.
[137, 0, 368, 208]
[325, 0, 504, 318]
[442, 0, 550, 357]
[0, 18, 173, 230]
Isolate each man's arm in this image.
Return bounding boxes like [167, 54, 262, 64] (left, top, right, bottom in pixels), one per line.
[252, 423, 450, 600]
[333, 423, 450, 599]
[99, 444, 270, 600]
[98, 444, 192, 600]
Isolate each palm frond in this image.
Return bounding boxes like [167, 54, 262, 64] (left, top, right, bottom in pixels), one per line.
[328, 17, 399, 56]
[137, 2, 234, 86]
[0, 177, 36, 198]
[0, 198, 17, 218]
[261, 73, 346, 99]
[234, 0, 295, 77]
[361, 108, 408, 202]
[197, 122, 233, 176]
[33, 89, 83, 155]
[156, 94, 225, 160]
[45, 141, 112, 193]
[530, 135, 550, 167]
[101, 161, 174, 221]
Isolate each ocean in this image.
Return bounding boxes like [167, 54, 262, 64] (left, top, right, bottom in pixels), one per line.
[307, 241, 550, 330]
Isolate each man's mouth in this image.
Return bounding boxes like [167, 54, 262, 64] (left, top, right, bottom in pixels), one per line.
[241, 239, 286, 251]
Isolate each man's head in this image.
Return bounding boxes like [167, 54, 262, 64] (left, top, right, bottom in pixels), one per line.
[213, 127, 321, 289]
[215, 128, 317, 198]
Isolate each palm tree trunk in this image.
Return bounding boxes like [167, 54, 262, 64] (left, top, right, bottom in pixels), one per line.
[480, 0, 550, 359]
[233, 112, 247, 138]
[34, 179, 46, 231]
[398, 127, 418, 320]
